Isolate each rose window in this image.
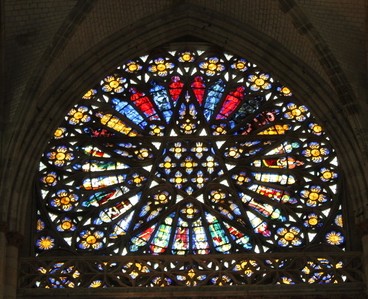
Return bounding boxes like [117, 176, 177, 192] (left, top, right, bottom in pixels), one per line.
[36, 49, 345, 257]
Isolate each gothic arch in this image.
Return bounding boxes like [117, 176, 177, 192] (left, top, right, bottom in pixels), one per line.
[0, 4, 362, 298]
[6, 3, 365, 240]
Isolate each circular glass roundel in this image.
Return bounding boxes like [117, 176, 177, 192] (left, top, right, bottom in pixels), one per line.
[36, 49, 344, 256]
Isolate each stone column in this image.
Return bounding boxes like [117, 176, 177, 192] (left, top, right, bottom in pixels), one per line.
[0, 222, 8, 299]
[359, 218, 368, 297]
[4, 231, 23, 299]
[362, 233, 368, 286]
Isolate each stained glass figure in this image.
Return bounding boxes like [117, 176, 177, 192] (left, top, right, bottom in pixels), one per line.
[191, 76, 206, 104]
[129, 87, 158, 119]
[203, 79, 225, 120]
[36, 49, 345, 264]
[150, 81, 173, 122]
[216, 86, 245, 119]
[169, 76, 184, 102]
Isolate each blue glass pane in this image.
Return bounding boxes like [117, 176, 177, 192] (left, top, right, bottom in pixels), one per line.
[150, 81, 173, 122]
[112, 98, 147, 128]
[203, 80, 225, 120]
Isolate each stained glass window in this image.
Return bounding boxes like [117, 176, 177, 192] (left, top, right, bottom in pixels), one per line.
[36, 49, 345, 260]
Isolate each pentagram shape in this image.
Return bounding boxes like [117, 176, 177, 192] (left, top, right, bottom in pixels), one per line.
[156, 139, 224, 195]
[36, 49, 345, 257]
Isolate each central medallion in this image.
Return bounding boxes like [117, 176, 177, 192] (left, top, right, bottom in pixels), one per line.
[156, 140, 224, 195]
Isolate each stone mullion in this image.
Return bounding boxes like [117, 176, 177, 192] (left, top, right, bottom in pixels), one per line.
[358, 219, 368, 292]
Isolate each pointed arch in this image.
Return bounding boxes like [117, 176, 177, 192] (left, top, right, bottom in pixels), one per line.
[4, 1, 365, 254]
